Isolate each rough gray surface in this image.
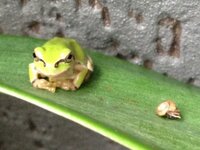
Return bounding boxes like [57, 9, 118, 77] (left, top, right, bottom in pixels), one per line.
[0, 0, 200, 85]
[0, 94, 127, 150]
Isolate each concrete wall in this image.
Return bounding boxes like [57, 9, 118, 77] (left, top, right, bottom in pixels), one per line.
[1, 0, 200, 86]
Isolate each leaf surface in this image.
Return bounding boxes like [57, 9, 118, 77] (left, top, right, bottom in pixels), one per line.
[0, 35, 200, 150]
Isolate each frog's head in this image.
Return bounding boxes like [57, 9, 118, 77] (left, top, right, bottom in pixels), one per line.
[33, 45, 74, 76]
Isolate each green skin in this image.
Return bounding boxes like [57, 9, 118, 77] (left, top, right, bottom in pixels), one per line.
[29, 37, 93, 92]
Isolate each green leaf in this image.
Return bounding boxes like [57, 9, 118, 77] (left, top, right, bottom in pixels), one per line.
[0, 35, 200, 150]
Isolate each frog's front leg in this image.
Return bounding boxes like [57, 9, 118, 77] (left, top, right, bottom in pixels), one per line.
[33, 79, 56, 93]
[29, 63, 56, 92]
[72, 58, 93, 89]
[73, 67, 88, 89]
[73, 56, 93, 88]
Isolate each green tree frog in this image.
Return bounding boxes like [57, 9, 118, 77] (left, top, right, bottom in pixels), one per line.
[29, 37, 93, 92]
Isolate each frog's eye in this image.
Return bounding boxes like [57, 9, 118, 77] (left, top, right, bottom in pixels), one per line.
[33, 52, 39, 61]
[33, 52, 36, 58]
[54, 54, 74, 68]
[65, 54, 74, 63]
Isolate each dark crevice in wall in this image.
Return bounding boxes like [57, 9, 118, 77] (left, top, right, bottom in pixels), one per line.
[75, 0, 81, 11]
[27, 21, 40, 33]
[89, 0, 102, 9]
[155, 38, 163, 54]
[128, 9, 143, 24]
[157, 17, 181, 58]
[20, 0, 29, 7]
[143, 59, 153, 69]
[101, 7, 111, 27]
[187, 77, 195, 84]
[55, 29, 65, 37]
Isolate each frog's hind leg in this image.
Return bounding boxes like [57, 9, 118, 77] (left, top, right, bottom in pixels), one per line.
[84, 56, 93, 81]
[86, 56, 93, 72]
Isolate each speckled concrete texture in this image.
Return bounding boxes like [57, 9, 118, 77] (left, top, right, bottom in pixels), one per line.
[0, 94, 127, 150]
[0, 0, 200, 85]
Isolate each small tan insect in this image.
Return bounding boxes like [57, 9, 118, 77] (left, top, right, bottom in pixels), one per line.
[156, 100, 181, 119]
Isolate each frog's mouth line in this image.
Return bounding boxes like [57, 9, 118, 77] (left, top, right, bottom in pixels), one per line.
[36, 68, 74, 80]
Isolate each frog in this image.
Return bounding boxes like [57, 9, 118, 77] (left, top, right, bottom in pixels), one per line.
[29, 37, 93, 92]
